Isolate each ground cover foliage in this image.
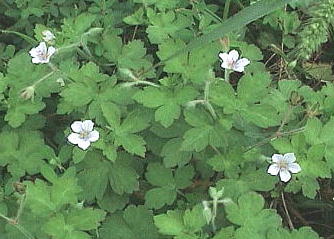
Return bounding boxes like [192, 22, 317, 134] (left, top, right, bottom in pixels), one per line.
[0, 0, 334, 238]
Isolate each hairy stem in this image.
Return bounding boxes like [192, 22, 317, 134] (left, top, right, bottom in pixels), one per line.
[281, 192, 294, 230]
[223, 0, 231, 20]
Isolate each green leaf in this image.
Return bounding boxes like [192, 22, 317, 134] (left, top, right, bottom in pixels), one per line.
[157, 39, 219, 83]
[100, 205, 159, 239]
[210, 80, 237, 114]
[109, 154, 139, 195]
[304, 118, 323, 145]
[51, 175, 82, 210]
[145, 187, 177, 209]
[291, 227, 321, 239]
[67, 208, 106, 231]
[77, 153, 110, 200]
[43, 214, 67, 239]
[97, 187, 129, 213]
[217, 167, 277, 202]
[181, 125, 212, 152]
[155, 102, 181, 128]
[101, 102, 121, 128]
[145, 164, 194, 209]
[146, 8, 192, 44]
[134, 86, 198, 127]
[5, 99, 45, 128]
[161, 138, 192, 167]
[225, 192, 281, 236]
[174, 165, 195, 189]
[60, 83, 95, 107]
[237, 72, 271, 104]
[278, 80, 301, 99]
[124, 7, 146, 25]
[61, 13, 96, 43]
[118, 109, 151, 134]
[117, 40, 153, 76]
[320, 117, 334, 145]
[154, 210, 184, 235]
[213, 226, 236, 239]
[77, 152, 139, 197]
[0, 130, 54, 177]
[146, 163, 174, 187]
[25, 180, 56, 216]
[241, 104, 281, 128]
[183, 204, 206, 233]
[115, 133, 146, 157]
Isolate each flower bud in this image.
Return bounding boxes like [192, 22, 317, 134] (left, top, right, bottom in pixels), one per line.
[56, 78, 65, 87]
[209, 186, 224, 200]
[20, 86, 35, 101]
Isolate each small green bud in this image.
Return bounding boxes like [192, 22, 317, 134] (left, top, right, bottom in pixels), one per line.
[20, 86, 35, 101]
[119, 68, 138, 81]
[56, 78, 65, 87]
[287, 60, 297, 69]
[209, 186, 224, 200]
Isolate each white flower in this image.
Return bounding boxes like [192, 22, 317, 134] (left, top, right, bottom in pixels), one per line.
[267, 153, 301, 182]
[218, 50, 250, 72]
[29, 42, 56, 64]
[42, 30, 55, 42]
[67, 120, 100, 150]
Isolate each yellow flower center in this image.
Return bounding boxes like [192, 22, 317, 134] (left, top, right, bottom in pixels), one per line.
[79, 131, 89, 139]
[277, 160, 288, 170]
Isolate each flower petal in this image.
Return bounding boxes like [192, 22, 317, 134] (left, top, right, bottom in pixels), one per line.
[236, 58, 250, 67]
[229, 50, 239, 61]
[82, 120, 94, 131]
[267, 164, 280, 175]
[232, 65, 245, 72]
[218, 52, 229, 62]
[284, 153, 296, 163]
[31, 57, 42, 64]
[71, 121, 83, 133]
[47, 46, 56, 57]
[221, 62, 231, 70]
[272, 154, 283, 163]
[279, 168, 291, 182]
[88, 130, 99, 142]
[29, 48, 40, 58]
[288, 163, 301, 174]
[37, 42, 47, 53]
[67, 133, 81, 145]
[78, 140, 91, 150]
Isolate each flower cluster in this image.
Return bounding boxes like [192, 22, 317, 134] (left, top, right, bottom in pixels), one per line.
[29, 30, 56, 64]
[267, 153, 301, 182]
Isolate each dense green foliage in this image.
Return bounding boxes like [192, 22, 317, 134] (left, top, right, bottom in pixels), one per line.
[0, 0, 334, 239]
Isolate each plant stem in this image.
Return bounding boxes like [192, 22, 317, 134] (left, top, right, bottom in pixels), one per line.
[32, 71, 55, 87]
[281, 192, 294, 230]
[120, 80, 160, 88]
[204, 79, 217, 120]
[211, 198, 217, 233]
[13, 224, 35, 239]
[0, 211, 35, 239]
[0, 212, 13, 222]
[15, 194, 26, 222]
[223, 0, 231, 20]
[245, 127, 305, 152]
[0, 29, 37, 45]
[224, 69, 230, 82]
